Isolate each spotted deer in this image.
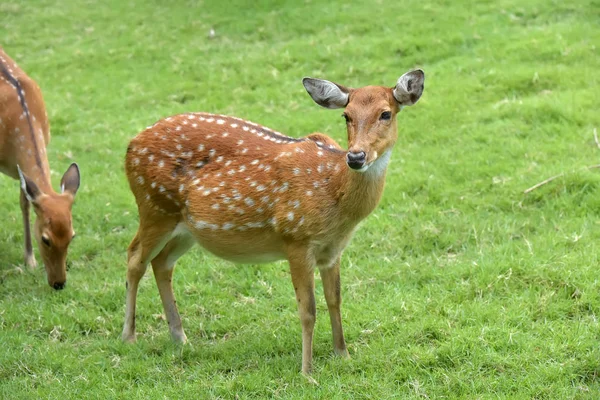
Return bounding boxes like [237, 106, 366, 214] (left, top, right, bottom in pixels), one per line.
[0, 48, 80, 290]
[122, 69, 425, 375]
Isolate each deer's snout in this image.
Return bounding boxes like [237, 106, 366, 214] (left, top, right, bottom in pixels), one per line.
[346, 151, 367, 170]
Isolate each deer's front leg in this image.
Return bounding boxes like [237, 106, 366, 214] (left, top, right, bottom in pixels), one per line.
[287, 246, 316, 376]
[320, 256, 349, 358]
[19, 188, 36, 269]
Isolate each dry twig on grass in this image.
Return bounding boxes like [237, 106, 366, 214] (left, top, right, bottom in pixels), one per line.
[524, 164, 600, 194]
[524, 128, 600, 194]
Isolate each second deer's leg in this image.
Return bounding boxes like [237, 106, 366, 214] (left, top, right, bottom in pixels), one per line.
[122, 219, 177, 343]
[122, 233, 146, 342]
[20, 188, 36, 269]
[150, 234, 195, 343]
[287, 246, 317, 375]
[319, 256, 349, 358]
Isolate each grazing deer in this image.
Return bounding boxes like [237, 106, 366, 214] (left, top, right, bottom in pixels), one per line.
[122, 69, 424, 375]
[0, 48, 80, 290]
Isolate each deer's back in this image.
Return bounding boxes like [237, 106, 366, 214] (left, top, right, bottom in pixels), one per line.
[0, 49, 50, 179]
[126, 113, 352, 243]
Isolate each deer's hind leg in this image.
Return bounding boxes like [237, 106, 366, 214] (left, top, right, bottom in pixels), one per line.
[122, 213, 179, 343]
[150, 231, 195, 343]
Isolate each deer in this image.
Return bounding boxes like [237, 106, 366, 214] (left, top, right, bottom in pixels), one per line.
[0, 48, 81, 290]
[122, 68, 424, 377]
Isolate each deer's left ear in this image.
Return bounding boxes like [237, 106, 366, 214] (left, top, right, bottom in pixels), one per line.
[302, 77, 351, 109]
[18, 165, 43, 203]
[60, 163, 80, 198]
[393, 69, 425, 106]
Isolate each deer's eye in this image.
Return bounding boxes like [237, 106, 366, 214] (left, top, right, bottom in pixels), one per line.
[342, 113, 350, 123]
[41, 235, 51, 247]
[380, 111, 392, 120]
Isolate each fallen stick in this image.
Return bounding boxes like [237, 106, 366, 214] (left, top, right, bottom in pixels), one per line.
[523, 164, 600, 194]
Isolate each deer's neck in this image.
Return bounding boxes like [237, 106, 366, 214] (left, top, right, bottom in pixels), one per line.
[335, 150, 391, 223]
[16, 123, 52, 193]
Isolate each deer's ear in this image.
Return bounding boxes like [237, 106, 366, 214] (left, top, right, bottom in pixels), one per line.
[60, 163, 81, 198]
[302, 78, 351, 109]
[393, 69, 425, 106]
[18, 165, 43, 203]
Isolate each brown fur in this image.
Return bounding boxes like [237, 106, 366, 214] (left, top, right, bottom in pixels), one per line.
[122, 70, 424, 376]
[0, 48, 80, 289]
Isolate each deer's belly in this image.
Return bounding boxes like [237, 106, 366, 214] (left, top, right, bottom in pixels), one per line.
[189, 228, 287, 264]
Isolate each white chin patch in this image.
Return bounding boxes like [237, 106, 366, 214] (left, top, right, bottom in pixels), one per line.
[347, 150, 391, 175]
[346, 162, 370, 173]
[355, 164, 370, 173]
[365, 150, 392, 176]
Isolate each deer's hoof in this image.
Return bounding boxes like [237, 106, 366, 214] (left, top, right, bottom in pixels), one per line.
[24, 254, 37, 270]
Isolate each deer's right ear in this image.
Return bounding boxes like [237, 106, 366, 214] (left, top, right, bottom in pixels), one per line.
[302, 78, 351, 109]
[17, 165, 42, 203]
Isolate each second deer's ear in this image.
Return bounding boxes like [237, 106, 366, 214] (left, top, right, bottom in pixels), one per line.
[18, 165, 43, 203]
[60, 163, 81, 198]
[302, 78, 351, 109]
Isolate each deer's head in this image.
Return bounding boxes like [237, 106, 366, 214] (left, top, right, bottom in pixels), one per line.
[18, 163, 80, 290]
[303, 69, 424, 173]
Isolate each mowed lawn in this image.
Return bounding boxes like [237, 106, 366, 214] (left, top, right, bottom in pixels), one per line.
[1, 0, 600, 398]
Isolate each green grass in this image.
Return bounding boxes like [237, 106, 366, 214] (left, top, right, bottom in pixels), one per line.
[1, 0, 600, 398]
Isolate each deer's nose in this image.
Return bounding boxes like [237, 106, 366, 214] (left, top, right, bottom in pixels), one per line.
[52, 281, 66, 290]
[346, 151, 366, 170]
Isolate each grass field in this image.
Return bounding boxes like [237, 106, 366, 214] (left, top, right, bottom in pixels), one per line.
[1, 0, 600, 398]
